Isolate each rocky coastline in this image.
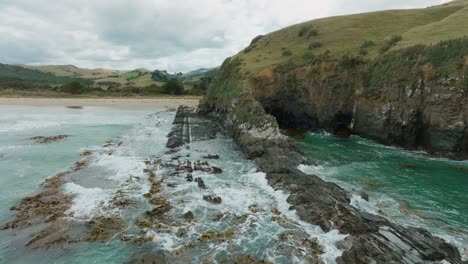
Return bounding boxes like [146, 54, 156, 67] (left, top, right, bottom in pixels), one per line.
[197, 103, 464, 263]
[0, 105, 464, 263]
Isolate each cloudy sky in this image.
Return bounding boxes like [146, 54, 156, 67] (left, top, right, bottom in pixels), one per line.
[0, 0, 450, 72]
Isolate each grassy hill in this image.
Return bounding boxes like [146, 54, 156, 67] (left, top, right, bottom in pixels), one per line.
[233, 0, 468, 77]
[0, 64, 92, 85]
[15, 65, 158, 88]
[202, 0, 468, 147]
[12, 64, 217, 91]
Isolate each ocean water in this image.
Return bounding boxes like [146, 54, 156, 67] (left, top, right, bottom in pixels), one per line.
[0, 106, 345, 264]
[1, 105, 466, 263]
[297, 132, 468, 259]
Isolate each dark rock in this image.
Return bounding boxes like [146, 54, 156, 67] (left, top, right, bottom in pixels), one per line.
[167, 183, 177, 188]
[203, 195, 222, 204]
[196, 101, 463, 263]
[30, 135, 70, 144]
[146, 203, 172, 218]
[360, 192, 369, 201]
[196, 178, 206, 189]
[212, 166, 223, 174]
[186, 174, 193, 182]
[183, 211, 194, 221]
[203, 154, 220, 159]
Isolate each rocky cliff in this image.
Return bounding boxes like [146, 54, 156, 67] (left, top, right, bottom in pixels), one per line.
[199, 1, 468, 262]
[253, 39, 468, 159]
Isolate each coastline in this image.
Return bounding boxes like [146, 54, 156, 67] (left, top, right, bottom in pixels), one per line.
[0, 97, 200, 108]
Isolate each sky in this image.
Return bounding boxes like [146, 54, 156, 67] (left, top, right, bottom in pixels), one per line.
[0, 0, 450, 72]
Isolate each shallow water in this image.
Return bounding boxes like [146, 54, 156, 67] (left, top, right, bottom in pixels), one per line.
[0, 106, 345, 264]
[297, 132, 468, 259]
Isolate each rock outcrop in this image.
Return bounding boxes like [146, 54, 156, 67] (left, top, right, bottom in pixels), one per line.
[199, 100, 463, 262]
[251, 39, 468, 159]
[199, 40, 466, 263]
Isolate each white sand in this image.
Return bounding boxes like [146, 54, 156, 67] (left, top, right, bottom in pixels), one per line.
[0, 97, 200, 109]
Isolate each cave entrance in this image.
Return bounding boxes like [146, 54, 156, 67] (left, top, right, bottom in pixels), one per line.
[260, 98, 353, 138]
[332, 113, 353, 138]
[261, 102, 318, 140]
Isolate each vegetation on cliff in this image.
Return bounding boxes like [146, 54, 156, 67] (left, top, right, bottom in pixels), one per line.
[202, 0, 468, 157]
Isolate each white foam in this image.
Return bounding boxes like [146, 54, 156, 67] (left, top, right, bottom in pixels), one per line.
[63, 182, 113, 219]
[300, 165, 468, 261]
[245, 171, 348, 263]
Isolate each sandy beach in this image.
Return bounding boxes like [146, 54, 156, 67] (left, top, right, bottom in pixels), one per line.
[0, 97, 200, 108]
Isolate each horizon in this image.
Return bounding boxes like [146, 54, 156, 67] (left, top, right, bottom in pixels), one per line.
[1, 0, 450, 73]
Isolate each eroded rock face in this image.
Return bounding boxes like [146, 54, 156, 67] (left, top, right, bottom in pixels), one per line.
[252, 62, 467, 160]
[198, 101, 463, 263]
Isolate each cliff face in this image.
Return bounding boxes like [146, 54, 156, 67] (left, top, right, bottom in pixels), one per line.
[198, 51, 465, 264]
[249, 39, 468, 159]
[198, 6, 467, 262]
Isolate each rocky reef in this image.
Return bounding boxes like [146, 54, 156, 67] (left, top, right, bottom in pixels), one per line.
[199, 43, 466, 262]
[30, 135, 70, 144]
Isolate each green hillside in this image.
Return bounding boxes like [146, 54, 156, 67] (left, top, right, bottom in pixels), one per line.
[203, 0, 468, 138]
[0, 63, 92, 85]
[233, 0, 468, 76]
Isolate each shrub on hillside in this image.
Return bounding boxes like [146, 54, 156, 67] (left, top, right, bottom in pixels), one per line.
[282, 49, 293, 56]
[250, 35, 263, 45]
[380, 35, 403, 53]
[244, 46, 253, 53]
[163, 78, 185, 95]
[302, 51, 315, 62]
[340, 54, 366, 68]
[309, 41, 323, 50]
[307, 28, 319, 38]
[359, 40, 375, 56]
[60, 81, 84, 94]
[361, 40, 375, 49]
[298, 26, 319, 38]
[298, 27, 309, 37]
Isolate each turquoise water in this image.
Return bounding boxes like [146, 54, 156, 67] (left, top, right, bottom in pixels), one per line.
[1, 105, 466, 263]
[0, 106, 157, 263]
[0, 106, 345, 264]
[297, 132, 468, 258]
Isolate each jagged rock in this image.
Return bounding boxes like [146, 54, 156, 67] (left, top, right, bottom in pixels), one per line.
[193, 160, 223, 174]
[81, 217, 127, 242]
[183, 211, 194, 221]
[145, 203, 172, 219]
[30, 135, 70, 144]
[360, 192, 369, 201]
[186, 173, 193, 182]
[196, 178, 206, 189]
[80, 150, 94, 156]
[212, 166, 223, 174]
[196, 101, 463, 263]
[203, 195, 222, 204]
[203, 154, 220, 159]
[167, 183, 177, 188]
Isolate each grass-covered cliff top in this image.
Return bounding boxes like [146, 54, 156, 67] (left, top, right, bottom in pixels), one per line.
[234, 0, 468, 76]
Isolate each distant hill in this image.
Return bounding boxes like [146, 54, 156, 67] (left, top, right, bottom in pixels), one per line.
[11, 64, 163, 88]
[182, 67, 219, 78]
[0, 63, 92, 85]
[1, 63, 219, 92]
[179, 67, 218, 87]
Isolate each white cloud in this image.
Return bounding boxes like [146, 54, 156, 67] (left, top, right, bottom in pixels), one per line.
[0, 0, 452, 72]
